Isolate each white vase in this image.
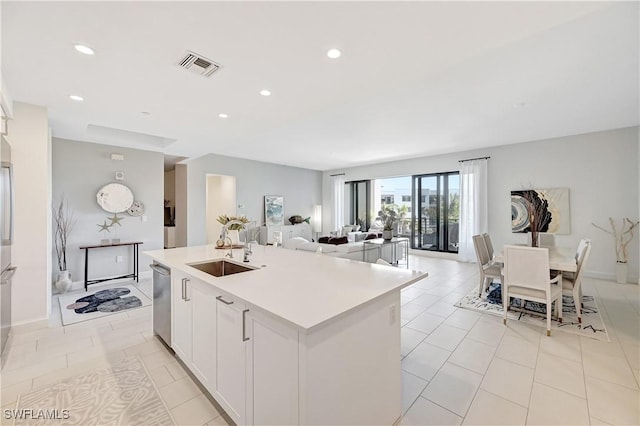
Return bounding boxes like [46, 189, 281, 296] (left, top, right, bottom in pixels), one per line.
[382, 230, 393, 240]
[55, 270, 72, 293]
[616, 262, 628, 284]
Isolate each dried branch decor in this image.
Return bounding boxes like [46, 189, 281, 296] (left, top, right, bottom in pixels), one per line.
[592, 217, 639, 263]
[53, 197, 76, 272]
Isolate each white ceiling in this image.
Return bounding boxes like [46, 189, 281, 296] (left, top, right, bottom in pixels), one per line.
[2, 1, 638, 171]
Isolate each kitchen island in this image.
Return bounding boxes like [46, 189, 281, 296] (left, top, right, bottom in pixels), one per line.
[145, 244, 428, 425]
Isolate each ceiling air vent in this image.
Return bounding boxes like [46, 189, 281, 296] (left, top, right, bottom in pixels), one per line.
[177, 51, 222, 77]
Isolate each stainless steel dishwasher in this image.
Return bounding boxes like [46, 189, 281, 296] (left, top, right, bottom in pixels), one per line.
[150, 262, 171, 347]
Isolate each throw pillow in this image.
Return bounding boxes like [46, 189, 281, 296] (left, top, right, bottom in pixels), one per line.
[318, 236, 330, 244]
[365, 233, 379, 240]
[341, 225, 353, 236]
[328, 236, 348, 245]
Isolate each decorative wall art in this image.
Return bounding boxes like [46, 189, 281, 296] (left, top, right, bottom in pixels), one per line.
[264, 195, 284, 226]
[511, 188, 570, 234]
[96, 183, 134, 213]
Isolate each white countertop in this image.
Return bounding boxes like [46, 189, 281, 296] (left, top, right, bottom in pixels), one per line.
[145, 245, 428, 333]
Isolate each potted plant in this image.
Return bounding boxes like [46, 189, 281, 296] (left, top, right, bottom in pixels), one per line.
[592, 217, 639, 283]
[376, 206, 398, 240]
[53, 197, 75, 293]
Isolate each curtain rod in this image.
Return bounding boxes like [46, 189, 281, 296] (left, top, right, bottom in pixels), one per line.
[458, 156, 490, 163]
[329, 173, 346, 177]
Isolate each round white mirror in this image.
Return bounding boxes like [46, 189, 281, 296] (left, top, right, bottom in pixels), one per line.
[96, 183, 134, 213]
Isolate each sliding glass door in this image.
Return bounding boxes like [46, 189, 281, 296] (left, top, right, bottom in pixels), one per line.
[412, 172, 459, 252]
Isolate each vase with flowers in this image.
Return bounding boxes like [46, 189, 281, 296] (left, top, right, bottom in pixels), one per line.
[53, 196, 75, 293]
[592, 217, 639, 283]
[216, 214, 250, 246]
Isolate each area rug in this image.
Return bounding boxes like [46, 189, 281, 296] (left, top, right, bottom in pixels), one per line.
[454, 283, 609, 341]
[58, 283, 151, 326]
[12, 356, 175, 426]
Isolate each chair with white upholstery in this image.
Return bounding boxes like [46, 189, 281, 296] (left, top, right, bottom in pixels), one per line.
[473, 234, 502, 297]
[527, 232, 555, 247]
[502, 245, 563, 336]
[562, 239, 591, 323]
[482, 233, 495, 262]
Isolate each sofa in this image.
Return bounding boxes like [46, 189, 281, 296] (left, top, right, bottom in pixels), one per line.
[283, 236, 394, 263]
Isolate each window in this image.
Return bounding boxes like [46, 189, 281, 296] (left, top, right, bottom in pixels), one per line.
[347, 180, 371, 231]
[402, 195, 411, 202]
[381, 195, 394, 204]
[412, 172, 460, 253]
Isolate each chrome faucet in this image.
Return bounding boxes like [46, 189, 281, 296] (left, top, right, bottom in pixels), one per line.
[220, 220, 251, 262]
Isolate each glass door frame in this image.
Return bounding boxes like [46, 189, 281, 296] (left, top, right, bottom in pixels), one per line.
[411, 172, 458, 253]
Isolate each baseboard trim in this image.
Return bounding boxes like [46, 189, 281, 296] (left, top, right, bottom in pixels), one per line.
[409, 249, 459, 261]
[63, 270, 152, 293]
[582, 270, 638, 284]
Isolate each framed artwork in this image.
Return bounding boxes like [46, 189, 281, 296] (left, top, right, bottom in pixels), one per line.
[265, 195, 284, 226]
[511, 188, 570, 234]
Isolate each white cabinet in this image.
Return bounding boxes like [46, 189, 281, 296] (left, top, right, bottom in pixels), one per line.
[191, 281, 217, 392]
[260, 223, 312, 245]
[246, 309, 299, 425]
[164, 226, 176, 248]
[214, 292, 247, 425]
[171, 271, 217, 393]
[171, 271, 192, 363]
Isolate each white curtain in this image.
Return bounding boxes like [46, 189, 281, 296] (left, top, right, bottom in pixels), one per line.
[459, 159, 488, 262]
[331, 174, 345, 232]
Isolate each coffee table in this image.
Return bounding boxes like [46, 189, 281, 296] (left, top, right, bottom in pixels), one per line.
[363, 237, 409, 268]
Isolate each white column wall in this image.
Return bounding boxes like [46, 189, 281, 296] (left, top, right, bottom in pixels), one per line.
[7, 102, 51, 325]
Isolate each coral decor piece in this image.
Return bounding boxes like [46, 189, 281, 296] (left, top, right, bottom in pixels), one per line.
[592, 217, 639, 263]
[53, 196, 76, 272]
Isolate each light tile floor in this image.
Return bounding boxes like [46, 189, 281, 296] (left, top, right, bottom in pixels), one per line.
[0, 279, 230, 426]
[1, 256, 638, 425]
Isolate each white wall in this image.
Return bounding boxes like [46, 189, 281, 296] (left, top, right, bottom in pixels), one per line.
[174, 164, 187, 247]
[186, 153, 322, 246]
[7, 102, 51, 325]
[52, 138, 164, 286]
[323, 127, 639, 282]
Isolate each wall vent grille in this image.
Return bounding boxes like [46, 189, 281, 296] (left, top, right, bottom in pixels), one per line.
[177, 51, 221, 77]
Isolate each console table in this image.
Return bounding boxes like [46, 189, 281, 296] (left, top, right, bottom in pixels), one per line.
[363, 237, 409, 268]
[79, 241, 143, 291]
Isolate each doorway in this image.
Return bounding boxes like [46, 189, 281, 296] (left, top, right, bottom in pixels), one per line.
[206, 175, 236, 244]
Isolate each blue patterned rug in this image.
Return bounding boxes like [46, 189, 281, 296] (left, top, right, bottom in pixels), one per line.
[454, 282, 609, 341]
[58, 283, 151, 325]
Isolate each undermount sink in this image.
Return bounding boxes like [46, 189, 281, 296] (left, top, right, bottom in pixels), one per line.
[188, 259, 256, 277]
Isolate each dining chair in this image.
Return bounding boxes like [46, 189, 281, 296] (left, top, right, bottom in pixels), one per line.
[562, 239, 591, 323]
[502, 245, 563, 336]
[482, 233, 495, 262]
[473, 234, 502, 297]
[527, 232, 555, 247]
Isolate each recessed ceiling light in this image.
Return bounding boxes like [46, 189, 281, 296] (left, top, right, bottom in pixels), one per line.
[327, 48, 341, 59]
[69, 95, 84, 101]
[260, 89, 271, 97]
[218, 113, 228, 118]
[74, 44, 95, 55]
[141, 111, 151, 116]
[513, 101, 526, 108]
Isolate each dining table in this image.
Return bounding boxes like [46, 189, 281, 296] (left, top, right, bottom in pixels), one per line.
[493, 245, 577, 273]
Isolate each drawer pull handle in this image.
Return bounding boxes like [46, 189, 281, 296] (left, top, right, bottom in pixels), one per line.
[216, 295, 234, 305]
[242, 309, 250, 342]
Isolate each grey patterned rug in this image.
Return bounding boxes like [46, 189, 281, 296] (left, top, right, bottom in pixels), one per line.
[12, 356, 174, 425]
[454, 283, 609, 341]
[58, 283, 151, 325]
